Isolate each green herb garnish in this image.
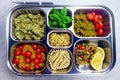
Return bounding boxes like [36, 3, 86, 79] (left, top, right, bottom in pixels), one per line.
[49, 7, 72, 28]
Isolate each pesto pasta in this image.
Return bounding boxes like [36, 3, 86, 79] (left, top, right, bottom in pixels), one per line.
[14, 13, 45, 40]
[74, 13, 97, 37]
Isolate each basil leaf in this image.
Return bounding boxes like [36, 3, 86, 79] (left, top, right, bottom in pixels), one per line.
[52, 21, 58, 26]
[60, 7, 67, 17]
[59, 22, 66, 28]
[62, 16, 72, 24]
[49, 20, 52, 26]
[49, 14, 60, 20]
[52, 7, 59, 15]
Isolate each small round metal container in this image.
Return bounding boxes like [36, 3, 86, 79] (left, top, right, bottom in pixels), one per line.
[47, 49, 74, 73]
[47, 30, 73, 48]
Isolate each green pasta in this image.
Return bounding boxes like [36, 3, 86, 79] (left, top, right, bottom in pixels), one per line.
[74, 13, 96, 37]
[14, 13, 45, 40]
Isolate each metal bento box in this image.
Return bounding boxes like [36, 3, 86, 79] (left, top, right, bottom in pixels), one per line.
[6, 2, 116, 75]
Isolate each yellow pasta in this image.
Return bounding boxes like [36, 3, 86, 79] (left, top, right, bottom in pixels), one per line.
[48, 49, 71, 70]
[49, 33, 71, 47]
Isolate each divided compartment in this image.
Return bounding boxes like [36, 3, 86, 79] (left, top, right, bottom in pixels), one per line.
[10, 8, 46, 41]
[74, 40, 112, 73]
[47, 49, 73, 73]
[47, 7, 72, 29]
[47, 30, 73, 48]
[73, 8, 111, 38]
[9, 42, 48, 74]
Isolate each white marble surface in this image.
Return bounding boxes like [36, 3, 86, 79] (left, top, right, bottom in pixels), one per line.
[0, 0, 120, 80]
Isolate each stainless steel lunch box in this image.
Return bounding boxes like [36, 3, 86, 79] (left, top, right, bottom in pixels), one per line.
[6, 2, 116, 76]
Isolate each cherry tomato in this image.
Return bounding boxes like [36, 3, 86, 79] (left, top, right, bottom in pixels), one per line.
[39, 59, 44, 63]
[86, 58, 89, 62]
[90, 52, 93, 55]
[21, 51, 26, 56]
[31, 44, 38, 50]
[74, 50, 77, 55]
[97, 29, 103, 36]
[15, 50, 21, 56]
[80, 55, 84, 58]
[18, 46, 23, 51]
[34, 65, 40, 69]
[36, 54, 42, 59]
[33, 58, 39, 65]
[41, 48, 45, 52]
[98, 22, 103, 29]
[94, 15, 99, 24]
[21, 66, 26, 71]
[25, 58, 31, 64]
[98, 15, 103, 20]
[22, 44, 26, 47]
[95, 23, 100, 31]
[26, 66, 31, 71]
[13, 58, 20, 64]
[78, 45, 85, 50]
[91, 12, 96, 17]
[25, 51, 32, 57]
[36, 48, 41, 54]
[87, 13, 94, 20]
[84, 49, 88, 52]
[90, 46, 93, 50]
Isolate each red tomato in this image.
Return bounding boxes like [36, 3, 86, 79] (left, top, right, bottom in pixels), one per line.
[80, 55, 84, 58]
[90, 46, 93, 50]
[25, 51, 32, 57]
[36, 54, 42, 59]
[90, 52, 93, 55]
[15, 50, 21, 56]
[97, 29, 103, 36]
[74, 50, 77, 55]
[98, 22, 103, 29]
[31, 44, 38, 50]
[33, 58, 39, 65]
[86, 58, 89, 62]
[34, 65, 40, 69]
[78, 45, 85, 50]
[18, 46, 23, 51]
[36, 48, 41, 54]
[91, 12, 96, 17]
[95, 23, 100, 31]
[25, 58, 31, 64]
[21, 66, 26, 71]
[22, 44, 26, 47]
[40, 59, 44, 63]
[87, 13, 94, 20]
[98, 15, 103, 20]
[41, 48, 45, 52]
[94, 15, 99, 24]
[14, 58, 20, 64]
[84, 49, 88, 52]
[21, 51, 26, 56]
[26, 66, 31, 71]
